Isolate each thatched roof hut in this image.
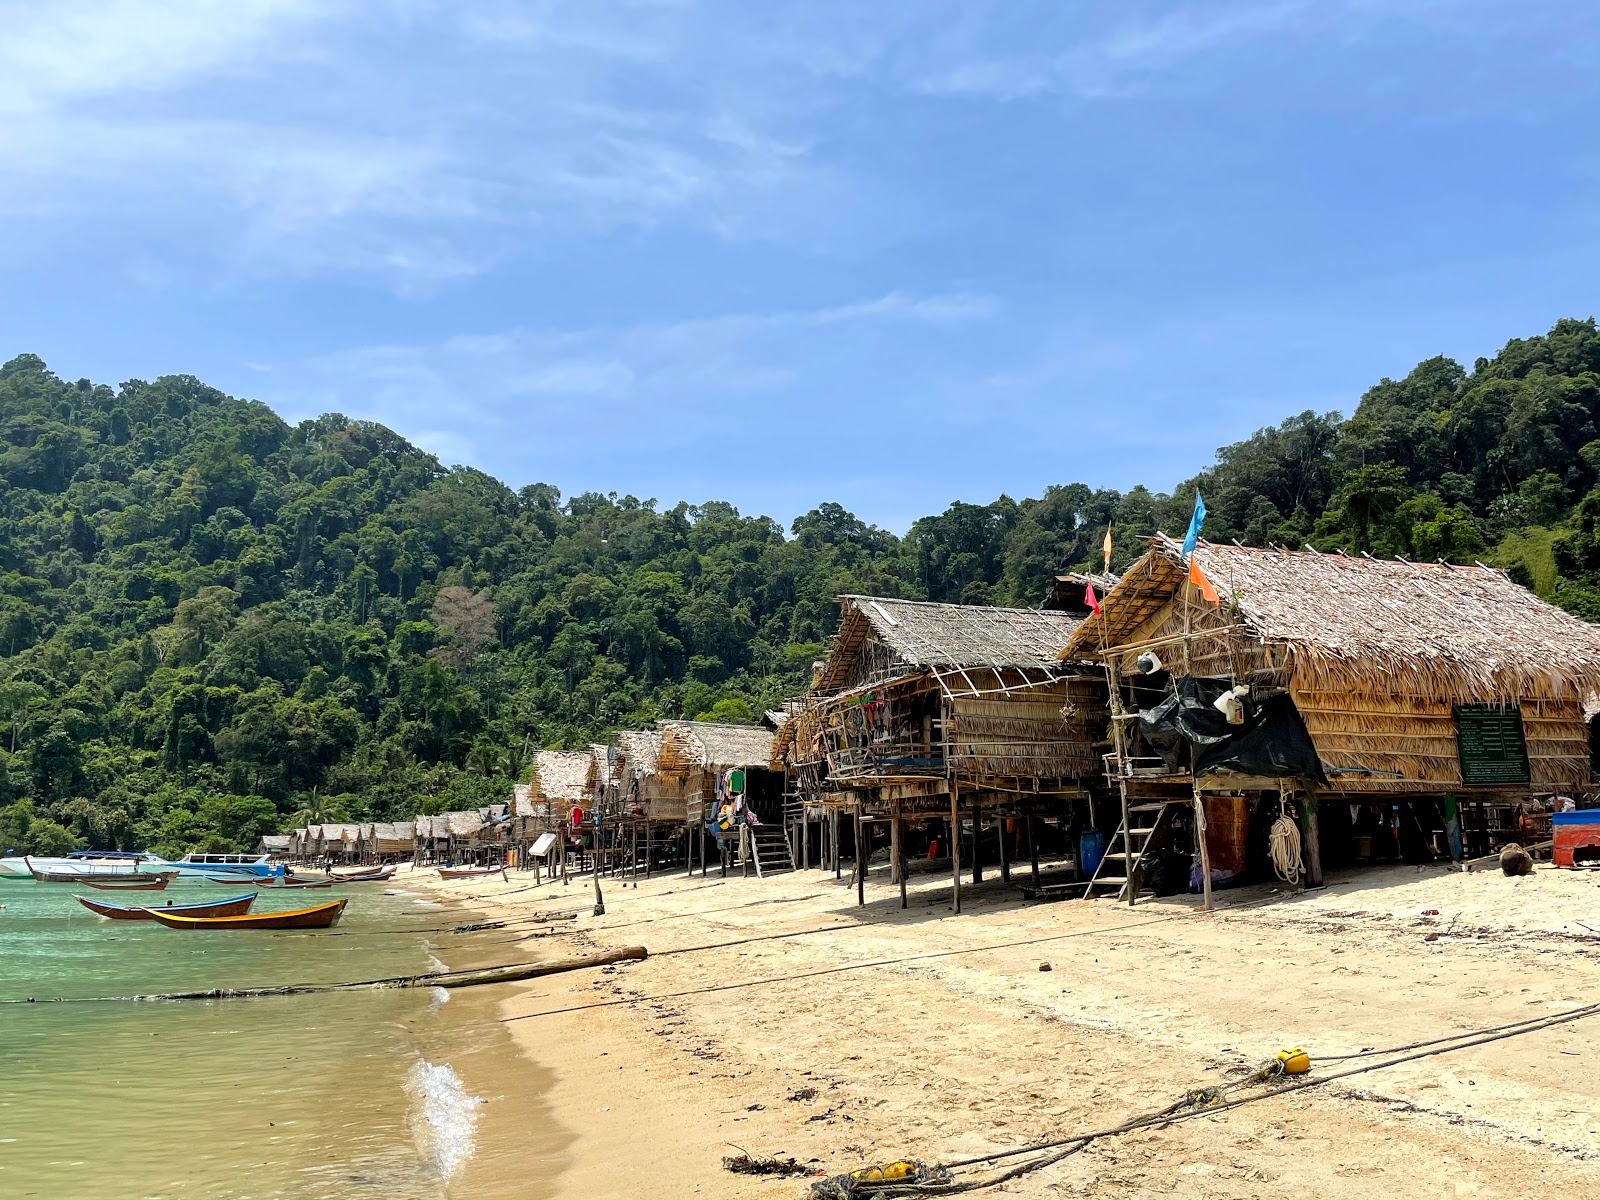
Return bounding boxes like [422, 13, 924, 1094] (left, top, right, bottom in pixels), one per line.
[1064, 537, 1600, 794]
[257, 834, 291, 858]
[800, 596, 1108, 811]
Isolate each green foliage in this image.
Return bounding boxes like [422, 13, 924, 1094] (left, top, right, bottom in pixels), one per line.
[3, 317, 1600, 852]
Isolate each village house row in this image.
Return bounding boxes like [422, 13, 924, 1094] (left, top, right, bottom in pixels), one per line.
[276, 539, 1600, 903]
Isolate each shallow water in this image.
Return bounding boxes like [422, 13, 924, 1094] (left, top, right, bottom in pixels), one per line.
[0, 879, 493, 1198]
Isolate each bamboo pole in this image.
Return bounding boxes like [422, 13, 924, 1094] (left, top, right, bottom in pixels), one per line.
[1193, 783, 1214, 912]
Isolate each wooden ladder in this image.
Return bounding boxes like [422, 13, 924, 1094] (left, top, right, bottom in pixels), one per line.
[747, 823, 795, 878]
[1082, 802, 1176, 902]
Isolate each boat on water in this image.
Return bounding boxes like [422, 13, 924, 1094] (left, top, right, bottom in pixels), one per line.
[206, 875, 333, 889]
[147, 898, 348, 930]
[1, 850, 286, 882]
[75, 892, 258, 921]
[329, 866, 396, 882]
[29, 860, 178, 885]
[0, 850, 157, 879]
[150, 852, 287, 881]
[438, 864, 507, 880]
[80, 874, 177, 891]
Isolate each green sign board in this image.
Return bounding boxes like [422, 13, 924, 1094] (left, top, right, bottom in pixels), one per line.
[1453, 705, 1530, 786]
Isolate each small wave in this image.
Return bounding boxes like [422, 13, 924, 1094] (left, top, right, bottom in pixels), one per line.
[429, 986, 450, 1010]
[406, 1060, 480, 1181]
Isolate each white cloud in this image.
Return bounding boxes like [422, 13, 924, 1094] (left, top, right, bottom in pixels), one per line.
[0, 0, 329, 115]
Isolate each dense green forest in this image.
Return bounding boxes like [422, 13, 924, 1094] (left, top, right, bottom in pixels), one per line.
[3, 316, 1600, 856]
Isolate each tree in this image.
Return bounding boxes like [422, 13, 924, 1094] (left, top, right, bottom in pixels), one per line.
[429, 586, 496, 668]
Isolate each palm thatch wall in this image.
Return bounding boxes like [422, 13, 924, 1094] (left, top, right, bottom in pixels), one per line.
[1064, 538, 1600, 794]
[658, 720, 777, 823]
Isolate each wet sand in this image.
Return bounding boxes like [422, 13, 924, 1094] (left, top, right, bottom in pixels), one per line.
[411, 859, 1600, 1198]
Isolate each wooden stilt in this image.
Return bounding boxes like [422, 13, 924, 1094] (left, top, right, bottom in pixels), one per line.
[998, 815, 1011, 884]
[895, 802, 907, 910]
[855, 810, 866, 907]
[1027, 815, 1040, 886]
[972, 803, 984, 884]
[832, 811, 841, 879]
[1301, 790, 1324, 888]
[950, 781, 963, 914]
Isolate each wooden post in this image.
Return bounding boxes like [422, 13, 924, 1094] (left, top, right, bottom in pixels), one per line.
[894, 802, 908, 910]
[950, 780, 963, 914]
[1027, 814, 1040, 886]
[1300, 790, 1324, 888]
[630, 825, 639, 888]
[740, 822, 749, 878]
[645, 824, 653, 882]
[832, 811, 841, 878]
[972, 803, 984, 884]
[855, 809, 866, 907]
[998, 815, 1011, 884]
[889, 803, 903, 885]
[1193, 784, 1214, 912]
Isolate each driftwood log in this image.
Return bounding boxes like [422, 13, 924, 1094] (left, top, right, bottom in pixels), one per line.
[8, 946, 649, 1005]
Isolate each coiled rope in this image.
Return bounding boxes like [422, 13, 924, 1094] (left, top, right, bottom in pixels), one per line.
[1268, 802, 1303, 883]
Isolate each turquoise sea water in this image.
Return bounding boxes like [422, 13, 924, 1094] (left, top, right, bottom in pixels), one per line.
[0, 878, 491, 1199]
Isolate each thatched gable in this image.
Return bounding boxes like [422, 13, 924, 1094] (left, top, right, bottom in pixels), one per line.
[817, 595, 1086, 696]
[1064, 537, 1600, 701]
[659, 720, 776, 771]
[534, 749, 595, 805]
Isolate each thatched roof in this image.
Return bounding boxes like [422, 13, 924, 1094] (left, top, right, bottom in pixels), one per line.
[258, 835, 291, 853]
[1064, 537, 1600, 699]
[614, 729, 661, 777]
[435, 810, 487, 837]
[816, 595, 1086, 694]
[659, 720, 774, 770]
[1041, 572, 1121, 614]
[534, 749, 594, 803]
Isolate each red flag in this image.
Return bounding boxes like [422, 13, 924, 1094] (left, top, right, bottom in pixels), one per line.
[1188, 556, 1219, 604]
[1085, 583, 1101, 615]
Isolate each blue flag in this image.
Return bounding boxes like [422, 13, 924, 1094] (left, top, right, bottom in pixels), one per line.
[1181, 491, 1206, 559]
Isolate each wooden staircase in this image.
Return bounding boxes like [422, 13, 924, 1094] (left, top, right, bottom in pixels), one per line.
[1082, 802, 1177, 902]
[747, 823, 795, 878]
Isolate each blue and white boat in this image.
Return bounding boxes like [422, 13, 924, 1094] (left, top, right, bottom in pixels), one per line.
[0, 850, 285, 881]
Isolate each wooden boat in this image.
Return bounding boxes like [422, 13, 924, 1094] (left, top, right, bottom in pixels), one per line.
[147, 898, 348, 930]
[81, 874, 175, 891]
[76, 892, 258, 921]
[329, 866, 396, 882]
[438, 865, 507, 880]
[31, 866, 177, 884]
[208, 875, 333, 889]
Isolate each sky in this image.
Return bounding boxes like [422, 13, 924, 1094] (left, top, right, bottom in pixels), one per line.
[4, 1, 1600, 532]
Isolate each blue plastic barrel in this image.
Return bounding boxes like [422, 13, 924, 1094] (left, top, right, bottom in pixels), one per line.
[1078, 829, 1108, 880]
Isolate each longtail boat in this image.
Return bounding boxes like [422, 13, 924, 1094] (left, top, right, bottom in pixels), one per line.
[438, 865, 507, 880]
[147, 898, 348, 930]
[208, 875, 333, 889]
[79, 876, 173, 896]
[330, 866, 396, 882]
[76, 892, 258, 921]
[31, 865, 177, 885]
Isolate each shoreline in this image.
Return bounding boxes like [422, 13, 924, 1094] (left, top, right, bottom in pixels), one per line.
[407, 859, 1600, 1198]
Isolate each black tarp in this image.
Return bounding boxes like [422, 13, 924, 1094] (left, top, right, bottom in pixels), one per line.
[1138, 676, 1328, 785]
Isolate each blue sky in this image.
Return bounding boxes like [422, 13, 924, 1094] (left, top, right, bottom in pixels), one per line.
[4, 1, 1599, 531]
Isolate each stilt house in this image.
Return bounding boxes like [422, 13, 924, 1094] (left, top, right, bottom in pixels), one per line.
[793, 595, 1108, 909]
[1062, 537, 1600, 901]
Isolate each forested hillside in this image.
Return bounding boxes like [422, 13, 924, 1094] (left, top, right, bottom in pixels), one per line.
[3, 316, 1600, 855]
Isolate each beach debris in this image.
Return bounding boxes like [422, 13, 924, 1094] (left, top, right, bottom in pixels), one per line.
[1039, 961, 1052, 971]
[811, 1160, 952, 1198]
[1421, 909, 1439, 916]
[788, 1087, 819, 1102]
[721, 1146, 813, 1176]
[1501, 844, 1535, 877]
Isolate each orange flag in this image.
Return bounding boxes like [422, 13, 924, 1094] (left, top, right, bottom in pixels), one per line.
[1189, 555, 1219, 604]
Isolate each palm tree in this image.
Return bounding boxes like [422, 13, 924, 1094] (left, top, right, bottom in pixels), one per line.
[288, 787, 331, 830]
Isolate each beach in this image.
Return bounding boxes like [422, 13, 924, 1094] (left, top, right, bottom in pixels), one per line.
[417, 859, 1600, 1199]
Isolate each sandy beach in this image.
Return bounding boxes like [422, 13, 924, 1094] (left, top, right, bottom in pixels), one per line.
[412, 858, 1600, 1199]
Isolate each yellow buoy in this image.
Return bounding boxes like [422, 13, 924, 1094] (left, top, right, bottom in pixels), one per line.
[850, 1161, 916, 1183]
[1276, 1047, 1311, 1075]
